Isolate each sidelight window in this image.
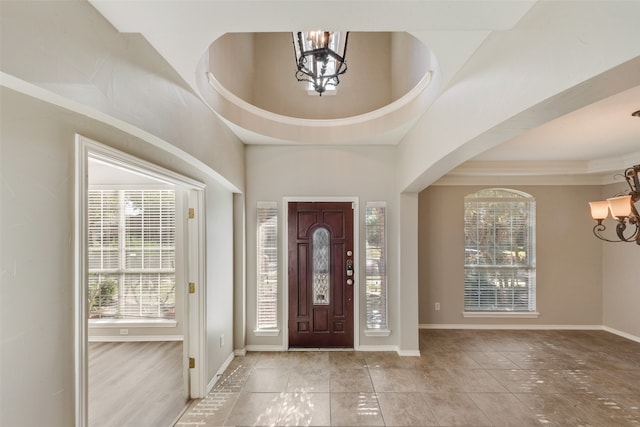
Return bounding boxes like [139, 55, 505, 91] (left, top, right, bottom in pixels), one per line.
[365, 202, 388, 330]
[256, 202, 278, 329]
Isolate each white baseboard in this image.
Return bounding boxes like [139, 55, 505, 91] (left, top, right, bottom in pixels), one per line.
[419, 323, 640, 344]
[602, 326, 640, 344]
[358, 345, 420, 357]
[397, 349, 421, 357]
[419, 324, 602, 330]
[88, 334, 184, 342]
[234, 348, 247, 356]
[243, 343, 421, 357]
[207, 351, 235, 393]
[245, 345, 287, 352]
[357, 344, 398, 352]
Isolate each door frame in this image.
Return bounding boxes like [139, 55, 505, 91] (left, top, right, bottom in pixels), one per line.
[74, 135, 207, 427]
[283, 196, 360, 350]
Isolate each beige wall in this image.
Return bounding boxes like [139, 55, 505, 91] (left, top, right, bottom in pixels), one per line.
[601, 182, 640, 338]
[419, 184, 604, 327]
[210, 33, 255, 103]
[390, 32, 430, 100]
[245, 144, 400, 349]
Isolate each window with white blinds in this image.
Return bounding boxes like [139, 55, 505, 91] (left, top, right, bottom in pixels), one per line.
[366, 202, 388, 329]
[464, 189, 536, 312]
[88, 188, 176, 320]
[256, 202, 278, 329]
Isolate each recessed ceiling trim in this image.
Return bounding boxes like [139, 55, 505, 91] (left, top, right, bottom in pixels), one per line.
[445, 160, 591, 177]
[206, 71, 433, 127]
[438, 154, 640, 186]
[200, 60, 438, 144]
[433, 174, 607, 186]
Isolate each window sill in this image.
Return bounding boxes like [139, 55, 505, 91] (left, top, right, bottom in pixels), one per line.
[463, 311, 540, 319]
[254, 328, 280, 337]
[364, 328, 392, 337]
[89, 319, 177, 328]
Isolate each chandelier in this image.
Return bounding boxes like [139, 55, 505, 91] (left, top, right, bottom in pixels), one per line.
[589, 164, 640, 244]
[293, 31, 349, 95]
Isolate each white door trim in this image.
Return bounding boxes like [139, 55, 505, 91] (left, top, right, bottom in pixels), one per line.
[282, 196, 360, 351]
[74, 135, 207, 427]
[74, 136, 90, 427]
[187, 187, 207, 398]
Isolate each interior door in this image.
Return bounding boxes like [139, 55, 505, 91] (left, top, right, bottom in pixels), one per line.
[288, 202, 354, 348]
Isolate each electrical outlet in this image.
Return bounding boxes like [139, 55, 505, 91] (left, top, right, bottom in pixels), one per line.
[119, 328, 129, 335]
[435, 302, 441, 311]
[220, 334, 224, 348]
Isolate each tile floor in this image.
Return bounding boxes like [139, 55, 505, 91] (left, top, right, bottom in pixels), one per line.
[175, 330, 640, 426]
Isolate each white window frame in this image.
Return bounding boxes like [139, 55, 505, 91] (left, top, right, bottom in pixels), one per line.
[364, 201, 390, 336]
[87, 185, 178, 326]
[254, 201, 280, 335]
[463, 188, 539, 318]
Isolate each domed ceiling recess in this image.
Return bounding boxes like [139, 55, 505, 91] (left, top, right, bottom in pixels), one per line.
[197, 32, 438, 145]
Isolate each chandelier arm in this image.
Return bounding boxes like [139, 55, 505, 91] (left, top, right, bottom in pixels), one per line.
[341, 32, 350, 62]
[614, 219, 640, 244]
[628, 222, 640, 245]
[631, 201, 640, 222]
[592, 223, 625, 243]
[295, 70, 313, 83]
[625, 165, 640, 197]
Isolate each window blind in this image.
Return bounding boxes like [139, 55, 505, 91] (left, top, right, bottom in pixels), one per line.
[464, 189, 536, 312]
[256, 202, 278, 329]
[366, 202, 387, 329]
[88, 188, 176, 320]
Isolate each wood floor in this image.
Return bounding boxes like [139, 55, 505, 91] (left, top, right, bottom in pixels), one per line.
[89, 341, 188, 427]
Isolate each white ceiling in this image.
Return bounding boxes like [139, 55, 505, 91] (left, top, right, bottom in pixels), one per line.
[474, 85, 640, 163]
[88, 0, 640, 177]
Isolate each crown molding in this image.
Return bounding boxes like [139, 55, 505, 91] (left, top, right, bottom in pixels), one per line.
[435, 156, 640, 186]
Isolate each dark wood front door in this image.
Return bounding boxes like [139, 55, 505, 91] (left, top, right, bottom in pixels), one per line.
[288, 202, 354, 348]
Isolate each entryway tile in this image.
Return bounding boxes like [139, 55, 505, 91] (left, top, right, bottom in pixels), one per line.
[328, 351, 367, 370]
[223, 392, 283, 426]
[277, 392, 330, 426]
[468, 392, 540, 426]
[329, 368, 373, 392]
[369, 368, 419, 392]
[330, 392, 384, 426]
[376, 392, 438, 426]
[175, 391, 239, 426]
[287, 368, 330, 393]
[243, 367, 290, 392]
[422, 392, 492, 426]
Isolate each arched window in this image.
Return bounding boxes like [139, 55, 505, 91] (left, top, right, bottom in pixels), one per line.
[464, 189, 536, 312]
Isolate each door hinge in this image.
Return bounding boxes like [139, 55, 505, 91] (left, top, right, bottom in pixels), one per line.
[189, 357, 195, 369]
[188, 208, 195, 219]
[189, 282, 196, 294]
